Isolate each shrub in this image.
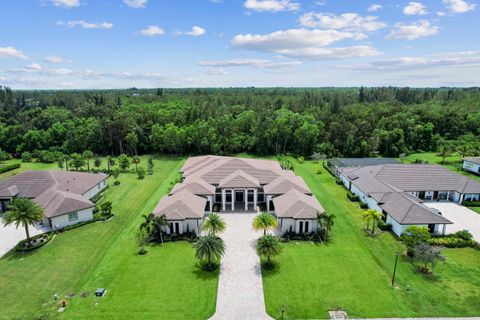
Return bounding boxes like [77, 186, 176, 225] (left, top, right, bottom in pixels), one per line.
[360, 203, 369, 209]
[114, 180, 121, 186]
[335, 178, 343, 185]
[15, 232, 54, 252]
[323, 161, 336, 177]
[0, 149, 11, 161]
[21, 151, 33, 162]
[454, 229, 474, 241]
[0, 163, 21, 174]
[400, 226, 431, 247]
[463, 201, 480, 207]
[347, 192, 360, 202]
[427, 237, 477, 248]
[316, 168, 322, 174]
[137, 167, 146, 180]
[297, 156, 304, 164]
[377, 221, 392, 231]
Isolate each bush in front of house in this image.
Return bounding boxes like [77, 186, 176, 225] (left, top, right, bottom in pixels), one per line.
[377, 220, 392, 231]
[427, 230, 478, 248]
[15, 232, 54, 252]
[463, 201, 480, 207]
[347, 192, 360, 202]
[360, 202, 369, 209]
[0, 163, 21, 174]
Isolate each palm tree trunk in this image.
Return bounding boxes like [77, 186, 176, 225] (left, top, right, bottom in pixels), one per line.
[208, 253, 212, 269]
[372, 220, 376, 235]
[264, 229, 266, 236]
[24, 224, 31, 245]
[267, 255, 271, 267]
[160, 230, 164, 245]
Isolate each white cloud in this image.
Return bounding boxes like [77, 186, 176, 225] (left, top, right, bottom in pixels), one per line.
[299, 12, 386, 32]
[231, 28, 381, 59]
[443, 0, 476, 13]
[403, 2, 428, 15]
[185, 26, 206, 37]
[123, 0, 148, 8]
[0, 46, 29, 59]
[0, 77, 6, 82]
[209, 0, 223, 3]
[206, 69, 229, 75]
[368, 4, 382, 12]
[49, 0, 80, 8]
[244, 0, 300, 12]
[140, 25, 165, 36]
[437, 11, 446, 16]
[57, 20, 113, 29]
[198, 58, 301, 69]
[25, 63, 42, 70]
[342, 51, 480, 71]
[44, 55, 65, 63]
[387, 20, 439, 40]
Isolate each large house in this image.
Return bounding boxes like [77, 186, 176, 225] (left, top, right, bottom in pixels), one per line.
[463, 157, 480, 175]
[152, 156, 325, 235]
[329, 159, 480, 236]
[0, 170, 108, 230]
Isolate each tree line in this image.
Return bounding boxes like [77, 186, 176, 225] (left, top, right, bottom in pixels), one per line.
[1, 86, 480, 159]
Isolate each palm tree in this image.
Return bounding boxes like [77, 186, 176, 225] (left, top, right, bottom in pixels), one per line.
[256, 234, 282, 268]
[313, 212, 336, 241]
[82, 150, 94, 171]
[193, 234, 226, 271]
[2, 198, 44, 246]
[152, 214, 169, 244]
[132, 156, 140, 172]
[362, 209, 383, 235]
[139, 213, 154, 241]
[202, 213, 226, 236]
[252, 211, 278, 235]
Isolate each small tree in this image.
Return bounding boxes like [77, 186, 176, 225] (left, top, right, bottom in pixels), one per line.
[256, 234, 282, 269]
[112, 168, 121, 185]
[362, 209, 383, 235]
[202, 213, 226, 236]
[118, 154, 130, 172]
[69, 153, 85, 171]
[414, 243, 445, 274]
[252, 212, 278, 235]
[100, 201, 112, 216]
[135, 228, 149, 255]
[137, 167, 146, 180]
[57, 158, 64, 170]
[153, 214, 169, 244]
[22, 151, 33, 162]
[2, 198, 44, 246]
[140, 213, 154, 240]
[312, 212, 335, 242]
[193, 234, 226, 271]
[94, 157, 102, 171]
[147, 156, 154, 175]
[401, 226, 431, 247]
[106, 156, 116, 171]
[132, 156, 140, 172]
[82, 150, 94, 171]
[437, 143, 452, 164]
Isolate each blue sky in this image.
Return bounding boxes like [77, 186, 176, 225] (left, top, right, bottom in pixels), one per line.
[0, 0, 479, 88]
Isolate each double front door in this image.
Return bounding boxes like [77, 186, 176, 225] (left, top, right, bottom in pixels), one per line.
[298, 220, 310, 233]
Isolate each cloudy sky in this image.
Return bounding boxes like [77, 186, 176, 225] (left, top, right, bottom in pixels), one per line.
[0, 0, 478, 89]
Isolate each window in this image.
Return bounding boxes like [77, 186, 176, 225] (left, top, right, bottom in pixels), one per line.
[68, 212, 78, 221]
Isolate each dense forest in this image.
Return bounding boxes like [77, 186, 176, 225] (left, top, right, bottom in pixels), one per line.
[1, 86, 480, 161]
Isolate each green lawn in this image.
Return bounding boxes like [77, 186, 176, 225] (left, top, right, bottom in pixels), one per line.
[262, 160, 480, 319]
[468, 206, 480, 214]
[0, 156, 218, 320]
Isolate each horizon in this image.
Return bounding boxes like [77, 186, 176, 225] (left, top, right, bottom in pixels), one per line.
[0, 0, 479, 89]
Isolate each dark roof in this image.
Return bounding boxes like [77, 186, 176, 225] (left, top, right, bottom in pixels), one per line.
[329, 158, 401, 168]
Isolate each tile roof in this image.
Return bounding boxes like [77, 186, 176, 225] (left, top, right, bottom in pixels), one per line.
[34, 188, 94, 218]
[263, 176, 311, 195]
[218, 170, 260, 188]
[152, 189, 206, 220]
[329, 157, 401, 168]
[273, 189, 325, 219]
[170, 179, 216, 196]
[464, 157, 480, 165]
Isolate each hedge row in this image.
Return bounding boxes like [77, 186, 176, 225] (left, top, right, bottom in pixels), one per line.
[427, 237, 478, 248]
[347, 192, 360, 202]
[0, 163, 21, 174]
[463, 201, 480, 207]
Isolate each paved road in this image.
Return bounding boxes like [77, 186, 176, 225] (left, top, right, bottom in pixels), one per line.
[210, 214, 273, 320]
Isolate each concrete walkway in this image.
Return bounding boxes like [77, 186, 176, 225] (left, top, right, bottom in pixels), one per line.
[210, 214, 273, 320]
[0, 219, 50, 257]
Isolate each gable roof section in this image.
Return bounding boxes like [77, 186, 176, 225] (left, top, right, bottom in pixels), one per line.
[170, 179, 215, 196]
[329, 157, 400, 168]
[464, 157, 480, 165]
[152, 189, 206, 220]
[263, 176, 311, 195]
[0, 170, 56, 198]
[273, 189, 325, 219]
[219, 170, 260, 188]
[34, 188, 94, 218]
[0, 185, 19, 197]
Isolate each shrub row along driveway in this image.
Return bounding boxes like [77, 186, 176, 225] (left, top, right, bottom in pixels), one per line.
[210, 214, 272, 320]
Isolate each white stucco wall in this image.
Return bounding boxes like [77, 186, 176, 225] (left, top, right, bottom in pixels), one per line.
[463, 160, 480, 174]
[82, 179, 108, 200]
[279, 218, 318, 234]
[50, 207, 94, 230]
[164, 219, 201, 235]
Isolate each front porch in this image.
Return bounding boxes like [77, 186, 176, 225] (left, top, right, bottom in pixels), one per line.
[218, 188, 261, 212]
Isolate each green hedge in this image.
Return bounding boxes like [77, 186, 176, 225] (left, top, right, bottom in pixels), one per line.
[347, 192, 360, 202]
[427, 237, 478, 248]
[0, 163, 21, 174]
[463, 201, 480, 207]
[15, 232, 54, 252]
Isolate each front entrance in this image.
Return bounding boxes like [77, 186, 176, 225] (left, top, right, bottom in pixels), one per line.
[169, 222, 180, 234]
[298, 220, 309, 233]
[235, 191, 244, 202]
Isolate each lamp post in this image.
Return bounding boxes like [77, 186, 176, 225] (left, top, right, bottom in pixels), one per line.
[391, 252, 400, 287]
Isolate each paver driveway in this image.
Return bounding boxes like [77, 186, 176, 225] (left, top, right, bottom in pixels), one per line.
[424, 202, 480, 242]
[210, 214, 273, 320]
[0, 217, 50, 257]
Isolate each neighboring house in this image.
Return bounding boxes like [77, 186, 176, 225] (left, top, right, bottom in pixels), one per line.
[327, 157, 401, 176]
[152, 155, 325, 235]
[335, 162, 480, 236]
[0, 170, 108, 230]
[463, 157, 480, 175]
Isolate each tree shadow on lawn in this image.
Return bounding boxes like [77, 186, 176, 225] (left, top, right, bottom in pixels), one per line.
[192, 262, 220, 281]
[259, 261, 281, 278]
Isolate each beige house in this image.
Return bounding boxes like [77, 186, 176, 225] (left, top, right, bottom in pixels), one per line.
[152, 155, 325, 235]
[0, 170, 108, 230]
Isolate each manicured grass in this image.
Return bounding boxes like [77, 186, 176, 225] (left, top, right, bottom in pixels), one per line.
[468, 206, 480, 214]
[0, 156, 218, 320]
[262, 160, 480, 319]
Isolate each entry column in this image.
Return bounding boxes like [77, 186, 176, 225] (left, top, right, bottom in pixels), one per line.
[245, 189, 248, 211]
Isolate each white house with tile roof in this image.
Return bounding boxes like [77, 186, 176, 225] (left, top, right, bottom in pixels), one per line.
[463, 157, 480, 175]
[153, 155, 325, 235]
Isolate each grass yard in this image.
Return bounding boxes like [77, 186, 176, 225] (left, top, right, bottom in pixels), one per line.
[262, 160, 480, 319]
[0, 156, 218, 320]
[468, 206, 480, 214]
